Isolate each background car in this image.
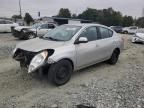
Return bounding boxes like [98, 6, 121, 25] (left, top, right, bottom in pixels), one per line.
[122, 26, 138, 34]
[20, 23, 57, 40]
[132, 29, 144, 43]
[12, 23, 40, 38]
[0, 19, 19, 32]
[110, 26, 123, 33]
[13, 24, 124, 85]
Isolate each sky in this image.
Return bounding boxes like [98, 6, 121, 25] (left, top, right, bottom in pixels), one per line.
[0, 0, 144, 18]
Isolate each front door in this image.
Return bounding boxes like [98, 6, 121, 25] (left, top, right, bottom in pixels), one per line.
[75, 26, 99, 69]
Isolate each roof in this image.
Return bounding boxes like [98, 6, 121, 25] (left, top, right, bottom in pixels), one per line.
[64, 23, 108, 28]
[40, 16, 91, 22]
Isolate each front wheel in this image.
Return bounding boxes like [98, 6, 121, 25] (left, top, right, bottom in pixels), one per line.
[27, 32, 36, 39]
[48, 60, 73, 86]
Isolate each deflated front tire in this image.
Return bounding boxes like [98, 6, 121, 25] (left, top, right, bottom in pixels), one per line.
[48, 60, 73, 86]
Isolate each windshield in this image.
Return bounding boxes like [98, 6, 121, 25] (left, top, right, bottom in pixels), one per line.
[31, 23, 41, 29]
[42, 25, 81, 41]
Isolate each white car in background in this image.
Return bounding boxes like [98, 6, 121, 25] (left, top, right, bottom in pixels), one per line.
[122, 26, 138, 34]
[0, 19, 19, 32]
[132, 29, 144, 43]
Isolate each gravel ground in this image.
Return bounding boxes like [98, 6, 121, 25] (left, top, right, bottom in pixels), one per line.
[0, 33, 144, 108]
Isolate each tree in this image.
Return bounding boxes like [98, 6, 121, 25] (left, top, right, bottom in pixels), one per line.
[12, 15, 22, 19]
[78, 8, 98, 22]
[24, 13, 34, 25]
[57, 8, 71, 18]
[71, 14, 77, 19]
[136, 17, 144, 28]
[122, 16, 133, 27]
[12, 14, 22, 22]
[77, 7, 123, 26]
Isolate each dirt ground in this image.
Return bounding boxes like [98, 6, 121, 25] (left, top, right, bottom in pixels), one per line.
[0, 33, 144, 108]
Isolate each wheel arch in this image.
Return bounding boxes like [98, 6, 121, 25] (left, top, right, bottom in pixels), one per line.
[57, 58, 74, 71]
[113, 48, 120, 55]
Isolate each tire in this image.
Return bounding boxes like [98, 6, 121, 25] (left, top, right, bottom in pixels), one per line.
[124, 31, 128, 34]
[48, 60, 73, 86]
[27, 32, 36, 39]
[108, 50, 120, 65]
[19, 31, 25, 40]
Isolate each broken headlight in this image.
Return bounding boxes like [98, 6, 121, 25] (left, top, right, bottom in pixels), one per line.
[28, 50, 48, 73]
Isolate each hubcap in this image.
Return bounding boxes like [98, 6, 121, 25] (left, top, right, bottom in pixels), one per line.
[29, 34, 35, 39]
[56, 66, 68, 80]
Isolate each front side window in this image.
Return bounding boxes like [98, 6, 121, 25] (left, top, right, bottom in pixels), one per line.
[43, 25, 81, 41]
[48, 24, 55, 29]
[31, 23, 41, 29]
[40, 24, 48, 29]
[79, 27, 97, 41]
[99, 27, 113, 39]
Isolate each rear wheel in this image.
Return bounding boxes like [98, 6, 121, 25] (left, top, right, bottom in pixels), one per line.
[48, 60, 73, 86]
[108, 50, 120, 65]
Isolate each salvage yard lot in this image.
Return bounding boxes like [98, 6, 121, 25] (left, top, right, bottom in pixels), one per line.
[0, 33, 144, 108]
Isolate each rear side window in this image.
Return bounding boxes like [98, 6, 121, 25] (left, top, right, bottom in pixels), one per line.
[130, 27, 137, 29]
[109, 30, 113, 37]
[79, 27, 98, 41]
[99, 27, 113, 39]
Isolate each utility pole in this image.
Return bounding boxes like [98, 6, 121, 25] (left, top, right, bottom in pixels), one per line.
[19, 0, 22, 18]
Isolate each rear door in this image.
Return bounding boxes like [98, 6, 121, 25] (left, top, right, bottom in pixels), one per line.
[0, 20, 6, 32]
[4, 20, 13, 32]
[129, 26, 138, 34]
[95, 27, 115, 60]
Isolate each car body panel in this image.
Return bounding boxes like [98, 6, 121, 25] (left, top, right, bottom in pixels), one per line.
[15, 38, 66, 52]
[0, 20, 18, 32]
[122, 26, 138, 34]
[132, 33, 144, 43]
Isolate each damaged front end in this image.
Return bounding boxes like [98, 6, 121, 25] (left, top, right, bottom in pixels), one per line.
[13, 49, 53, 73]
[13, 49, 37, 71]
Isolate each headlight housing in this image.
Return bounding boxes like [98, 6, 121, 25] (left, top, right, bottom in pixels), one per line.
[28, 50, 48, 73]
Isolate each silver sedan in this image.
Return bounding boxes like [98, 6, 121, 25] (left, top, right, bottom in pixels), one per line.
[13, 24, 124, 86]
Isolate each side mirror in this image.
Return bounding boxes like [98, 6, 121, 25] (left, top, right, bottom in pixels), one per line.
[75, 37, 88, 44]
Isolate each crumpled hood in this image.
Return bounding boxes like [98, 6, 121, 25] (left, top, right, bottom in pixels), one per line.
[136, 33, 144, 39]
[16, 38, 65, 52]
[14, 26, 31, 31]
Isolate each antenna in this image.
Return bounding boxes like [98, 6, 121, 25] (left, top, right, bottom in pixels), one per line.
[19, 0, 22, 17]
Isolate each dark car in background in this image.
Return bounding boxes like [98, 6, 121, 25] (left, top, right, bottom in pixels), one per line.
[12, 23, 40, 38]
[13, 23, 56, 40]
[110, 26, 123, 33]
[20, 23, 57, 40]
